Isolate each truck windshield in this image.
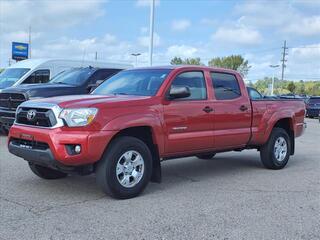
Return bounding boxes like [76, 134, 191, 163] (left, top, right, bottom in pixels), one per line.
[0, 68, 30, 89]
[93, 69, 171, 96]
[50, 68, 95, 86]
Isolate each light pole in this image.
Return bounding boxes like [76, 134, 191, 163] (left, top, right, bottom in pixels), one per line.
[269, 64, 280, 95]
[149, 0, 155, 66]
[131, 53, 141, 67]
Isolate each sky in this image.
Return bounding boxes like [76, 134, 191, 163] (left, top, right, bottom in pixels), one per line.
[0, 0, 319, 82]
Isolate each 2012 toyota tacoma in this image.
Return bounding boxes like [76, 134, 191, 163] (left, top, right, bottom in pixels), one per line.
[8, 66, 306, 199]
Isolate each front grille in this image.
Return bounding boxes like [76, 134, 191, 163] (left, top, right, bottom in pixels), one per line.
[16, 107, 57, 127]
[10, 138, 49, 150]
[0, 93, 27, 110]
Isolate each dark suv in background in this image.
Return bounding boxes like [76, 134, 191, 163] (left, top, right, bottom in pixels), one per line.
[306, 97, 320, 118]
[0, 67, 124, 133]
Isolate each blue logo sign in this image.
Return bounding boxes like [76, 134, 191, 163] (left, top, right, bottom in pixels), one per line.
[12, 42, 29, 61]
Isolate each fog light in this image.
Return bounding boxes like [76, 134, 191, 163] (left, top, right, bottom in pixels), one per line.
[74, 145, 81, 154]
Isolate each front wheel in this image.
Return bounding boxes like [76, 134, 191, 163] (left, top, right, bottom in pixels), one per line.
[260, 128, 291, 170]
[29, 163, 68, 179]
[96, 136, 152, 199]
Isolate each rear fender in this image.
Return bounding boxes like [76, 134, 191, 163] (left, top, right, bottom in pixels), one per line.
[263, 111, 295, 144]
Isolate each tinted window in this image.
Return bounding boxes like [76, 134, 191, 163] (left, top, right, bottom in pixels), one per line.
[308, 98, 320, 104]
[93, 69, 171, 96]
[50, 68, 96, 86]
[247, 87, 263, 100]
[170, 71, 207, 100]
[0, 68, 30, 88]
[23, 69, 50, 84]
[90, 69, 122, 83]
[211, 72, 241, 100]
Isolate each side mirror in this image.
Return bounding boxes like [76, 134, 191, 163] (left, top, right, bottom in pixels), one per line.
[168, 86, 191, 100]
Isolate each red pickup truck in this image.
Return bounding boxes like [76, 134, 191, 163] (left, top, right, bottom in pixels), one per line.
[8, 66, 306, 199]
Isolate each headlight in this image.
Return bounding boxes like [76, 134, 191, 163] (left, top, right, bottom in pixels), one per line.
[59, 108, 98, 127]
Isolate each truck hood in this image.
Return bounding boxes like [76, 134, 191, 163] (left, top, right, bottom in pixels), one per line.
[2, 83, 76, 98]
[27, 94, 155, 109]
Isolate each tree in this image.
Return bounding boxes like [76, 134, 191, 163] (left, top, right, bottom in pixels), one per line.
[208, 55, 250, 77]
[170, 57, 183, 65]
[170, 57, 202, 65]
[287, 81, 296, 93]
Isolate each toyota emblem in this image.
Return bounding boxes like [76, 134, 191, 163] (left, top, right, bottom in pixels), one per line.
[26, 109, 37, 121]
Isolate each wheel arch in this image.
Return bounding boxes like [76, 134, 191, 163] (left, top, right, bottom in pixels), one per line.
[103, 126, 162, 183]
[271, 118, 295, 155]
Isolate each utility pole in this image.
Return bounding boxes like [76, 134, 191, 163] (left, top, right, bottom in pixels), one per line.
[95, 51, 98, 61]
[28, 25, 32, 58]
[280, 40, 288, 81]
[148, 0, 155, 66]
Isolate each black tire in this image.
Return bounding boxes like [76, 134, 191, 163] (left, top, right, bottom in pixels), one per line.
[260, 127, 291, 170]
[29, 163, 68, 179]
[96, 136, 152, 199]
[196, 153, 216, 159]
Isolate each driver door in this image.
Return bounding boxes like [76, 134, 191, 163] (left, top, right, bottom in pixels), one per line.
[163, 71, 214, 154]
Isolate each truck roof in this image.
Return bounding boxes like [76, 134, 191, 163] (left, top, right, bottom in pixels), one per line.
[132, 65, 240, 74]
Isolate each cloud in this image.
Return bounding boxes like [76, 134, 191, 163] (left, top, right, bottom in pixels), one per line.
[136, 0, 160, 7]
[166, 45, 198, 58]
[171, 19, 191, 31]
[138, 33, 161, 47]
[31, 34, 134, 64]
[285, 16, 320, 36]
[212, 26, 262, 45]
[0, 0, 105, 32]
[0, 0, 106, 64]
[234, 1, 320, 37]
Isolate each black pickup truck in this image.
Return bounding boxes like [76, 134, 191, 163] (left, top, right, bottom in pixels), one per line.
[0, 67, 124, 133]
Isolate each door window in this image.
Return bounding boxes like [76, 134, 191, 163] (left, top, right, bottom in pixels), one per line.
[23, 69, 50, 84]
[211, 72, 241, 100]
[170, 71, 207, 100]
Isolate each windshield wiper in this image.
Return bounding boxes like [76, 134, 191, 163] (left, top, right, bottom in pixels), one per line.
[217, 85, 241, 95]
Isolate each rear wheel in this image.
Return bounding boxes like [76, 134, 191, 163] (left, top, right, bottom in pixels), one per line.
[260, 128, 291, 170]
[29, 163, 68, 179]
[96, 136, 152, 199]
[196, 153, 216, 159]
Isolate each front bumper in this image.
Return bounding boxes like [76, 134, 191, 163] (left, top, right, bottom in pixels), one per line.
[8, 125, 116, 167]
[306, 108, 320, 117]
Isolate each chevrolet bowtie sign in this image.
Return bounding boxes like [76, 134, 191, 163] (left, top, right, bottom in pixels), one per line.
[12, 42, 29, 61]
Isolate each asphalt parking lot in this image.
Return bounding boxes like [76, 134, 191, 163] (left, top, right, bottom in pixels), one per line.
[0, 119, 319, 240]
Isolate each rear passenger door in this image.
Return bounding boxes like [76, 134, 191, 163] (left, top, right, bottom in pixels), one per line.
[163, 71, 214, 154]
[210, 72, 251, 149]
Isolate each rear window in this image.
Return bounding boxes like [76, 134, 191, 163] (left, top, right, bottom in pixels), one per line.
[211, 72, 241, 100]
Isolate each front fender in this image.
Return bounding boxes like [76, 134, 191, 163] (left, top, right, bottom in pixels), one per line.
[102, 113, 166, 155]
